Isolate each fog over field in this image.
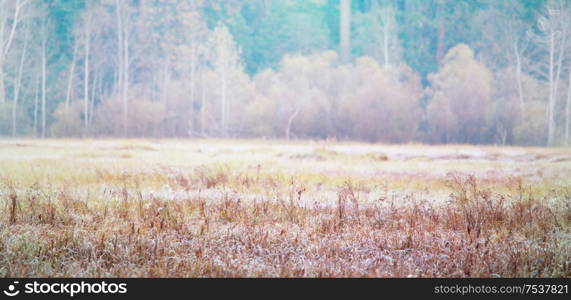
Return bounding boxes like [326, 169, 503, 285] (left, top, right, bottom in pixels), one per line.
[0, 0, 571, 278]
[0, 139, 570, 277]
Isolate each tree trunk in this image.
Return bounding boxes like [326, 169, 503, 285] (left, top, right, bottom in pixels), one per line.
[115, 0, 123, 97]
[381, 5, 392, 70]
[552, 29, 567, 112]
[115, 0, 128, 136]
[89, 69, 98, 128]
[220, 69, 227, 136]
[0, 0, 24, 104]
[161, 61, 170, 136]
[383, 26, 389, 70]
[123, 22, 129, 137]
[11, 31, 28, 136]
[200, 69, 206, 136]
[436, 0, 447, 64]
[514, 43, 525, 117]
[565, 64, 571, 145]
[285, 108, 299, 140]
[41, 26, 47, 138]
[84, 22, 90, 132]
[547, 31, 556, 146]
[340, 0, 351, 63]
[189, 44, 196, 135]
[33, 73, 39, 137]
[549, 29, 567, 144]
[93, 71, 103, 127]
[65, 40, 78, 111]
[0, 66, 4, 104]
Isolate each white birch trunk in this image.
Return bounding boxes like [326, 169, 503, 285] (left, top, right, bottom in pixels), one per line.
[33, 73, 39, 137]
[340, 0, 351, 63]
[11, 31, 28, 136]
[83, 21, 91, 132]
[565, 65, 571, 145]
[0, 0, 25, 104]
[65, 40, 78, 111]
[547, 31, 556, 145]
[201, 69, 206, 136]
[514, 43, 525, 116]
[41, 24, 47, 138]
[123, 20, 129, 136]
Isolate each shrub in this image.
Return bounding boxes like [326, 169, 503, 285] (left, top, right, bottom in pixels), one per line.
[92, 93, 166, 137]
[425, 44, 494, 144]
[50, 102, 84, 137]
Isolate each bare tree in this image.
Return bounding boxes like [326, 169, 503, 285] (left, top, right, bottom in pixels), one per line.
[188, 43, 197, 134]
[11, 27, 29, 136]
[533, 0, 569, 145]
[0, 0, 29, 104]
[114, 0, 130, 136]
[435, 0, 447, 64]
[200, 65, 207, 136]
[512, 37, 528, 116]
[499, 1, 531, 117]
[283, 56, 311, 140]
[285, 107, 299, 140]
[208, 25, 241, 136]
[32, 71, 38, 137]
[82, 10, 92, 132]
[566, 62, 571, 145]
[89, 69, 101, 127]
[65, 40, 78, 111]
[40, 18, 47, 138]
[378, 3, 398, 70]
[340, 0, 351, 63]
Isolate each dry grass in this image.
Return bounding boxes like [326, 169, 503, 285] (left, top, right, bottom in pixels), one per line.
[0, 139, 570, 277]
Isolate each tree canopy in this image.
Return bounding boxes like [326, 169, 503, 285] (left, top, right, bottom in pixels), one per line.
[1, 0, 571, 146]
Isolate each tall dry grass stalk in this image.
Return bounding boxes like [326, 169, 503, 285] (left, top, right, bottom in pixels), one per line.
[0, 167, 569, 277]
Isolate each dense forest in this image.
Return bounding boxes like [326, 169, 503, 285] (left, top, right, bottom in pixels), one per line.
[0, 0, 570, 146]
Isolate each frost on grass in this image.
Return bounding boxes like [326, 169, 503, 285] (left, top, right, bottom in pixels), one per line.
[0, 140, 570, 277]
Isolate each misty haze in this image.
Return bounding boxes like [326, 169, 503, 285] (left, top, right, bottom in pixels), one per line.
[0, 0, 570, 278]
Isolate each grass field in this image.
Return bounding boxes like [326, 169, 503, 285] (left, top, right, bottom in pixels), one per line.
[0, 139, 570, 277]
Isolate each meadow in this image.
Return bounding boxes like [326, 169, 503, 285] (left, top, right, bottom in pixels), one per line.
[0, 139, 570, 277]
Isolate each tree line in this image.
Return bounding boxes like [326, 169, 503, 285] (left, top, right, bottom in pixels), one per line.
[0, 0, 570, 146]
